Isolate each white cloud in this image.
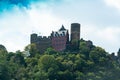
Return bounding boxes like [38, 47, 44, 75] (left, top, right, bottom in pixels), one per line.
[82, 24, 120, 53]
[97, 27, 120, 43]
[0, 2, 67, 52]
[0, 0, 120, 54]
[104, 0, 120, 10]
[27, 4, 66, 36]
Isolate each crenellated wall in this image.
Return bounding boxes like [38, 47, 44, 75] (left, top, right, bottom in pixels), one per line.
[30, 34, 51, 53]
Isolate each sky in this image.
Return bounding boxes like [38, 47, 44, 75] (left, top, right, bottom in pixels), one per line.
[0, 0, 120, 54]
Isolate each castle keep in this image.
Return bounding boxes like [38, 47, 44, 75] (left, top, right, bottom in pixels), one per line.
[30, 23, 80, 53]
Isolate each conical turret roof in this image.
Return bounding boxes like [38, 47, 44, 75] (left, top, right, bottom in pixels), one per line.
[59, 25, 66, 31]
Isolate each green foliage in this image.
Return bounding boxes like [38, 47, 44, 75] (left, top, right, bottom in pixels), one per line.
[0, 62, 11, 80]
[71, 39, 79, 51]
[39, 55, 58, 71]
[1, 39, 120, 80]
[79, 40, 94, 58]
[89, 47, 107, 63]
[25, 43, 38, 57]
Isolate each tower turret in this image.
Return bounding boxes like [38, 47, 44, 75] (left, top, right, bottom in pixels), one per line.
[71, 23, 80, 41]
[70, 23, 80, 51]
[30, 33, 38, 43]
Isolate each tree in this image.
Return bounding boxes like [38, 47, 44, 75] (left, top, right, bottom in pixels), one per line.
[71, 39, 80, 51]
[38, 55, 59, 80]
[0, 63, 11, 80]
[34, 69, 48, 80]
[0, 50, 11, 80]
[117, 48, 120, 58]
[45, 47, 57, 55]
[89, 47, 107, 64]
[25, 43, 38, 57]
[80, 41, 91, 58]
[57, 70, 73, 80]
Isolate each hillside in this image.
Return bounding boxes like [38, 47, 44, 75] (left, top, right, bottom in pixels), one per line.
[0, 39, 120, 80]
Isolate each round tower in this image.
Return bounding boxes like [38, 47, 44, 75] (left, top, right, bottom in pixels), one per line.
[71, 23, 80, 41]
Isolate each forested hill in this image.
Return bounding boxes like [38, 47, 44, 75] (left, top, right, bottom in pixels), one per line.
[0, 39, 120, 80]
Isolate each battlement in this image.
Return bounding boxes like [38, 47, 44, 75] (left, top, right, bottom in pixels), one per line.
[30, 33, 51, 43]
[38, 36, 51, 40]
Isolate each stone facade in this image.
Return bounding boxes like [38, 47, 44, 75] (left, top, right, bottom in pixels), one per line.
[30, 23, 80, 53]
[51, 25, 69, 51]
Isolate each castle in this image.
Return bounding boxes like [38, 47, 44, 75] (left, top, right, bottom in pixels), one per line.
[30, 23, 80, 53]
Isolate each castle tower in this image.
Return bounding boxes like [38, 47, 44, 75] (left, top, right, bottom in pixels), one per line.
[30, 33, 38, 43]
[70, 23, 80, 51]
[71, 23, 80, 41]
[51, 25, 69, 51]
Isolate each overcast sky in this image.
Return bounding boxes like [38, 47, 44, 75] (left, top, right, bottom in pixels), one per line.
[0, 0, 120, 54]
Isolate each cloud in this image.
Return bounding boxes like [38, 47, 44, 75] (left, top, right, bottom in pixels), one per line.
[0, 8, 31, 52]
[0, 0, 64, 12]
[0, 0, 29, 11]
[104, 0, 120, 10]
[0, 0, 120, 54]
[98, 27, 120, 53]
[81, 24, 120, 53]
[52, 0, 120, 53]
[0, 1, 66, 52]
